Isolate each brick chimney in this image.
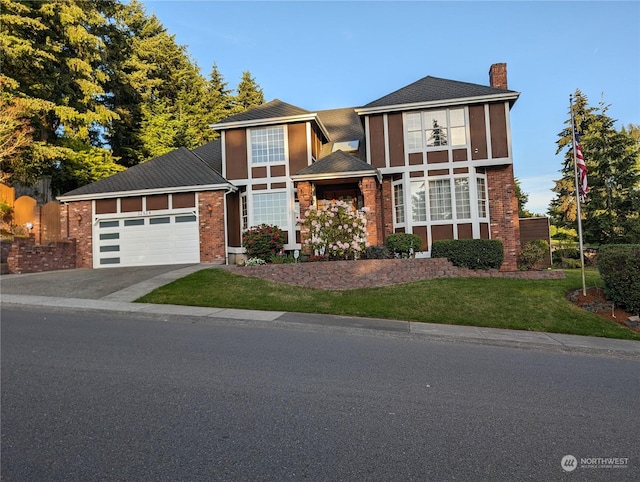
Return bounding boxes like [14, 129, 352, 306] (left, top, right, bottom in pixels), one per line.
[489, 63, 508, 89]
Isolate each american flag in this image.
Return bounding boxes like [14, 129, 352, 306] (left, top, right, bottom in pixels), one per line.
[574, 124, 588, 201]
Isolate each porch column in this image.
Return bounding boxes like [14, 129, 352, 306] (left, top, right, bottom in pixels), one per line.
[297, 181, 313, 254]
[360, 176, 382, 246]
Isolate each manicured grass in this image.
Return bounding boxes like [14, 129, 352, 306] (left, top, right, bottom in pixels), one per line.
[136, 268, 640, 340]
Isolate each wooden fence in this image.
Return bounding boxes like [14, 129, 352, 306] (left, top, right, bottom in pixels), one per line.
[1, 183, 61, 244]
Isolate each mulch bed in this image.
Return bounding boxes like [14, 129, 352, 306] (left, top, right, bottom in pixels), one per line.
[568, 287, 639, 333]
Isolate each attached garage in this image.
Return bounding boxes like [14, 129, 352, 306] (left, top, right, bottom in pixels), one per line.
[94, 212, 199, 268]
[58, 146, 234, 269]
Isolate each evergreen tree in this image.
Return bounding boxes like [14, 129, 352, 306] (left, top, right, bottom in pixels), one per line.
[1, 0, 265, 191]
[514, 178, 534, 218]
[0, 0, 119, 188]
[550, 90, 640, 244]
[233, 70, 265, 113]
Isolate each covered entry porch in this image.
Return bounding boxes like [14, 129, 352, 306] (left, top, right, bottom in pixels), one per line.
[291, 150, 385, 250]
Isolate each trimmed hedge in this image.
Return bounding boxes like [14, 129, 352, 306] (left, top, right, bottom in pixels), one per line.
[431, 239, 504, 270]
[597, 244, 640, 315]
[385, 233, 422, 258]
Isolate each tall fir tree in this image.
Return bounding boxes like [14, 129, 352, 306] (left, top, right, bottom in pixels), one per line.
[0, 0, 119, 188]
[550, 90, 640, 244]
[1, 0, 266, 192]
[233, 70, 265, 113]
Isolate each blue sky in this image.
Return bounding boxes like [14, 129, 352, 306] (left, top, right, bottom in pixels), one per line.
[141, 0, 639, 214]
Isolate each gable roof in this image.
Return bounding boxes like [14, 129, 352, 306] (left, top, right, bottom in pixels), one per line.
[217, 99, 311, 124]
[58, 147, 232, 201]
[191, 139, 222, 173]
[210, 98, 331, 141]
[358, 75, 519, 114]
[291, 150, 380, 182]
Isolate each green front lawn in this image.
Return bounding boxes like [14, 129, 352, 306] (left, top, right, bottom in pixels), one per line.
[136, 268, 640, 341]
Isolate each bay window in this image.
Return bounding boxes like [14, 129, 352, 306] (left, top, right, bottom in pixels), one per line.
[393, 182, 405, 224]
[454, 178, 471, 219]
[477, 177, 487, 218]
[411, 181, 427, 222]
[428, 179, 452, 221]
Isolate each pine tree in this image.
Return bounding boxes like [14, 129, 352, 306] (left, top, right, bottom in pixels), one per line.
[550, 90, 640, 244]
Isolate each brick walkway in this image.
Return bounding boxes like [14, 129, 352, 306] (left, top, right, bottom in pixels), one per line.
[221, 258, 564, 290]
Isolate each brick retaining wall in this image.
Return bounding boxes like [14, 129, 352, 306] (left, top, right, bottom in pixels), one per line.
[223, 258, 564, 290]
[6, 236, 76, 274]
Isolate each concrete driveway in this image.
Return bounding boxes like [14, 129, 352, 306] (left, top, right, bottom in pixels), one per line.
[0, 264, 211, 302]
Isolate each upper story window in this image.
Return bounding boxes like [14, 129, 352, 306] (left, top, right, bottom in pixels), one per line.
[405, 108, 467, 149]
[250, 126, 285, 164]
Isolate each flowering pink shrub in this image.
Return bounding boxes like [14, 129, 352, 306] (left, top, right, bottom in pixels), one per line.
[242, 224, 286, 262]
[299, 200, 368, 260]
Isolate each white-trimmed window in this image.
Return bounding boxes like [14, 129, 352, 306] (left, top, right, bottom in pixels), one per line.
[429, 179, 452, 220]
[405, 108, 467, 149]
[241, 193, 248, 230]
[250, 126, 285, 164]
[454, 178, 471, 219]
[411, 181, 427, 222]
[477, 177, 487, 218]
[252, 191, 288, 227]
[393, 182, 405, 224]
[405, 113, 422, 150]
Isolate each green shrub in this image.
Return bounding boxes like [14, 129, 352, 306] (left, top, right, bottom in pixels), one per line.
[597, 244, 640, 314]
[385, 233, 422, 258]
[242, 224, 286, 262]
[431, 239, 504, 270]
[270, 252, 298, 264]
[363, 245, 392, 259]
[0, 200, 13, 224]
[518, 239, 549, 270]
[552, 247, 579, 267]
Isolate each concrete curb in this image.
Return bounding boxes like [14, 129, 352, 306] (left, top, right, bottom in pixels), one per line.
[3, 294, 639, 358]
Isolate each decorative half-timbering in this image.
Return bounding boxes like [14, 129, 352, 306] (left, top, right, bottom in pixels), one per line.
[58, 64, 522, 270]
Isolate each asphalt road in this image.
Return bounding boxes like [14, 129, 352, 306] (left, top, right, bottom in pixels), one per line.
[2, 306, 639, 481]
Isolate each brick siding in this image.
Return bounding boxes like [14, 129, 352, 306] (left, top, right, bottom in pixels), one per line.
[198, 190, 227, 263]
[486, 165, 520, 270]
[61, 200, 93, 268]
[6, 235, 76, 274]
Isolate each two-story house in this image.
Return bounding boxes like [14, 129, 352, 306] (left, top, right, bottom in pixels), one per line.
[58, 63, 521, 270]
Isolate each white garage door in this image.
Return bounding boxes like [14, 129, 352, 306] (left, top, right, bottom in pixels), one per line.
[94, 213, 200, 268]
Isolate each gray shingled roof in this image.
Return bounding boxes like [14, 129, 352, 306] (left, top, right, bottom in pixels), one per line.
[293, 150, 378, 178]
[316, 107, 366, 160]
[192, 139, 222, 173]
[317, 107, 363, 142]
[59, 147, 229, 198]
[363, 75, 518, 108]
[215, 99, 310, 124]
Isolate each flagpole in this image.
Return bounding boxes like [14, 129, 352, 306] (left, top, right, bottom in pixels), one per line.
[570, 94, 587, 297]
